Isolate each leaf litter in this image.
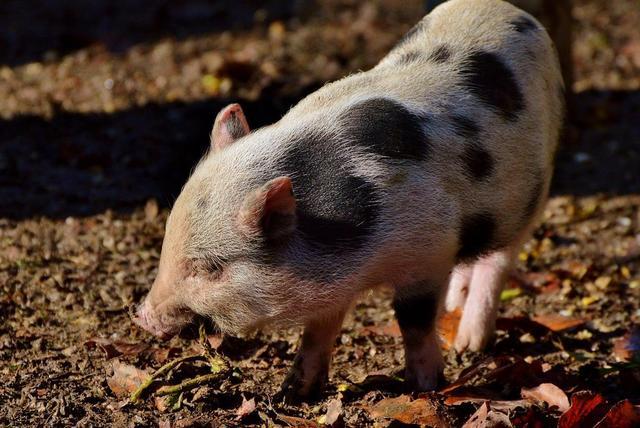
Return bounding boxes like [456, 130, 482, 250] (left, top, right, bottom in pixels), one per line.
[1, 0, 640, 426]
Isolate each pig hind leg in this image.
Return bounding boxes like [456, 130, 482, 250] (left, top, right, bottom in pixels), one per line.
[279, 309, 346, 400]
[453, 247, 519, 352]
[393, 276, 448, 391]
[445, 264, 473, 312]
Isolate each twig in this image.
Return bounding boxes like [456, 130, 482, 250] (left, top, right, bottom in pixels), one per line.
[130, 354, 203, 403]
[130, 323, 232, 404]
[155, 373, 226, 396]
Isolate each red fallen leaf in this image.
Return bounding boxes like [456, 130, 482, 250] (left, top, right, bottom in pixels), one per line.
[521, 383, 570, 412]
[438, 309, 462, 350]
[361, 321, 402, 338]
[531, 314, 586, 332]
[235, 396, 256, 419]
[595, 400, 640, 428]
[462, 402, 511, 428]
[107, 360, 150, 398]
[558, 391, 609, 428]
[85, 337, 148, 359]
[367, 395, 449, 427]
[322, 398, 343, 426]
[278, 414, 319, 427]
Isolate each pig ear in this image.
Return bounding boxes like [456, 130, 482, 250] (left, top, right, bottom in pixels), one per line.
[210, 103, 250, 152]
[238, 176, 297, 241]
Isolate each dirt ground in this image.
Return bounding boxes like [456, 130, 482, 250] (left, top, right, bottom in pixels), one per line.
[1, 0, 639, 426]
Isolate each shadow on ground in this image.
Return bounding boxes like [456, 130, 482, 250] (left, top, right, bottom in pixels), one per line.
[0, 88, 638, 220]
[0, 0, 307, 66]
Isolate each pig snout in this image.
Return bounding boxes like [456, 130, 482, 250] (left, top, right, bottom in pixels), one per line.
[133, 299, 191, 340]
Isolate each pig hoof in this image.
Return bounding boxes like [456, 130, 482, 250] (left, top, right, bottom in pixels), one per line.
[276, 366, 326, 403]
[454, 323, 493, 353]
[404, 366, 445, 392]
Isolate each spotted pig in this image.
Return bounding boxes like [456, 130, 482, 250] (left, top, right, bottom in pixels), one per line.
[134, 0, 565, 398]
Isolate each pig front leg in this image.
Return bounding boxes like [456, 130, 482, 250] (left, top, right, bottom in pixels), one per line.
[279, 309, 346, 400]
[393, 280, 446, 391]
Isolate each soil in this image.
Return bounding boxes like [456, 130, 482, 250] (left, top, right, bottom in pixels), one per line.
[1, 0, 639, 426]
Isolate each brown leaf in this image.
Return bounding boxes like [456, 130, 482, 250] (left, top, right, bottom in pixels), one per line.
[321, 398, 342, 426]
[595, 400, 640, 428]
[85, 337, 148, 359]
[152, 346, 181, 364]
[107, 360, 150, 398]
[521, 383, 570, 412]
[438, 309, 461, 350]
[462, 402, 512, 428]
[495, 317, 551, 336]
[559, 391, 609, 428]
[235, 396, 256, 419]
[278, 414, 319, 427]
[532, 314, 586, 332]
[367, 395, 449, 427]
[360, 321, 401, 338]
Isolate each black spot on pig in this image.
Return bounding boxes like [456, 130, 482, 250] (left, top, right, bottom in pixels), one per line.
[461, 51, 524, 121]
[395, 18, 429, 49]
[457, 212, 496, 261]
[524, 174, 545, 219]
[393, 290, 437, 333]
[397, 51, 422, 65]
[343, 98, 430, 162]
[451, 115, 480, 139]
[511, 16, 539, 33]
[460, 144, 495, 181]
[428, 45, 451, 63]
[280, 137, 380, 253]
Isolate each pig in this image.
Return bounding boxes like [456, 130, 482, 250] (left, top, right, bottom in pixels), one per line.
[134, 0, 564, 398]
[425, 0, 573, 91]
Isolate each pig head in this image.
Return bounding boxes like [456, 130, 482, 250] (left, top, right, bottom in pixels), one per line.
[134, 103, 298, 339]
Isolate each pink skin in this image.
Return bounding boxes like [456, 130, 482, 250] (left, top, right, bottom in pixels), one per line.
[132, 103, 259, 341]
[133, 297, 193, 340]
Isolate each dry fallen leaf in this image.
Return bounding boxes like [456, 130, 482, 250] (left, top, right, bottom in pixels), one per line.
[367, 395, 449, 427]
[279, 414, 320, 427]
[318, 398, 342, 426]
[532, 314, 586, 332]
[438, 309, 462, 350]
[235, 396, 256, 419]
[107, 360, 150, 398]
[521, 383, 570, 412]
[85, 337, 149, 359]
[360, 321, 402, 338]
[462, 402, 512, 428]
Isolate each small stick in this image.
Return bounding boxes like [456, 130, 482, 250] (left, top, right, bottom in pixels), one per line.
[130, 354, 203, 403]
[155, 373, 226, 396]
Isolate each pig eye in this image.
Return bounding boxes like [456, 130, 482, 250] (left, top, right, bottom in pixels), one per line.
[197, 256, 227, 275]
